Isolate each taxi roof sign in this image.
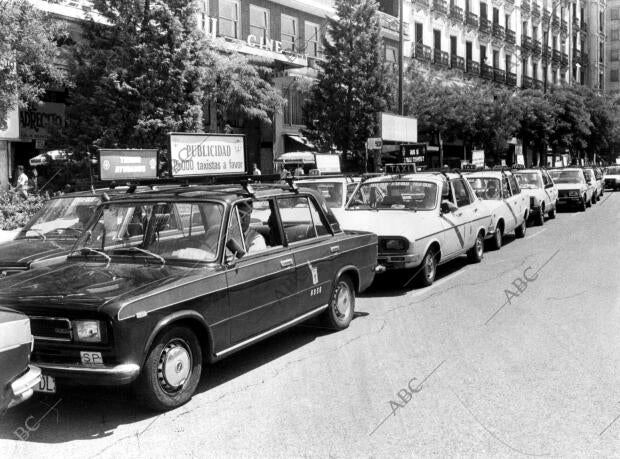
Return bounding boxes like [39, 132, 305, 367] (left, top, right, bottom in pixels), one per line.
[385, 163, 417, 174]
[100, 149, 158, 181]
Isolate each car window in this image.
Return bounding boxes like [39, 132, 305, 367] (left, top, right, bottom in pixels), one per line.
[515, 172, 543, 189]
[541, 171, 551, 186]
[278, 196, 325, 243]
[348, 181, 438, 210]
[507, 175, 520, 194]
[548, 170, 585, 184]
[467, 177, 501, 200]
[300, 182, 344, 208]
[452, 179, 472, 207]
[501, 178, 512, 198]
[227, 198, 281, 259]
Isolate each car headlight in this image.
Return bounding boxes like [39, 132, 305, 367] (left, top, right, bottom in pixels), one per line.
[73, 320, 103, 343]
[569, 190, 579, 197]
[384, 238, 409, 251]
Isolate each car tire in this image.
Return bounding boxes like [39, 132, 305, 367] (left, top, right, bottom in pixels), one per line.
[515, 219, 526, 238]
[136, 326, 202, 411]
[586, 196, 592, 208]
[417, 248, 438, 287]
[322, 275, 355, 330]
[592, 193, 597, 205]
[535, 205, 544, 226]
[548, 203, 556, 219]
[580, 196, 587, 211]
[467, 231, 484, 263]
[489, 225, 502, 250]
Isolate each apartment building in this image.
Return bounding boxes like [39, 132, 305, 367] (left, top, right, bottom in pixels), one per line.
[409, 0, 606, 91]
[606, 0, 620, 92]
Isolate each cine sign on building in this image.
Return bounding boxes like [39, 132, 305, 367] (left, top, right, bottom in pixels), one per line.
[169, 133, 246, 177]
[100, 149, 158, 180]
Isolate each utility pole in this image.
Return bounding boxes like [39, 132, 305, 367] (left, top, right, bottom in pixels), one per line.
[398, 0, 404, 115]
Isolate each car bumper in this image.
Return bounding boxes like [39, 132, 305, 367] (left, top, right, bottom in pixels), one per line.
[8, 365, 42, 409]
[557, 196, 582, 205]
[37, 362, 140, 386]
[377, 253, 419, 270]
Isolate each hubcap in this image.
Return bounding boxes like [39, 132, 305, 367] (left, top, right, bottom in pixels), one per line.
[476, 237, 483, 256]
[158, 339, 192, 393]
[334, 283, 351, 319]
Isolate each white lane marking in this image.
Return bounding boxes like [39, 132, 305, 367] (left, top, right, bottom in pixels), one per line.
[525, 228, 546, 240]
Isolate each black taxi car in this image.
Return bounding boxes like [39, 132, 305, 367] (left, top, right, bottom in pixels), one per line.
[0, 186, 155, 276]
[0, 183, 377, 410]
[0, 308, 41, 413]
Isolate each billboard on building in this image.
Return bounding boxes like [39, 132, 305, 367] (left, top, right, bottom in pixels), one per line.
[100, 149, 158, 180]
[19, 102, 65, 142]
[169, 133, 246, 177]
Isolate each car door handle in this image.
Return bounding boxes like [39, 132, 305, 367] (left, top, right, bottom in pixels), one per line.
[280, 258, 294, 268]
[455, 212, 463, 217]
[330, 245, 340, 254]
[474, 208, 478, 212]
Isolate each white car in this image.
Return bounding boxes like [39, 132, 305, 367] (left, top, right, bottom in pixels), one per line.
[296, 176, 361, 220]
[340, 171, 492, 286]
[548, 168, 593, 211]
[604, 165, 620, 190]
[583, 167, 601, 203]
[465, 170, 529, 249]
[514, 168, 559, 226]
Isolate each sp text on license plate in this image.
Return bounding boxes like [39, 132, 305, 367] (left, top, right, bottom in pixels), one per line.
[80, 351, 104, 366]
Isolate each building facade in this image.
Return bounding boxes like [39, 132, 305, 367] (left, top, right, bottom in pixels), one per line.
[605, 0, 620, 92]
[409, 0, 606, 91]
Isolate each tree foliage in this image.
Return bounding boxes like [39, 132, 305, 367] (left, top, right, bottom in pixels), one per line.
[303, 0, 393, 156]
[58, 0, 283, 152]
[0, 0, 69, 130]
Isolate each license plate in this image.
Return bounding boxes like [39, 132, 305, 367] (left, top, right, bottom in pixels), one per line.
[80, 351, 103, 366]
[34, 375, 56, 394]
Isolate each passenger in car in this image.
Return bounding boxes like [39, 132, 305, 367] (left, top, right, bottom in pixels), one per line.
[238, 201, 267, 253]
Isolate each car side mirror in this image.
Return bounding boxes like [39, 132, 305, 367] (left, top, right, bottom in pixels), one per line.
[226, 238, 246, 260]
[441, 200, 457, 214]
[545, 183, 553, 189]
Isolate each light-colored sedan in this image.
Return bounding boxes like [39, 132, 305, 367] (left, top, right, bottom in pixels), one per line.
[548, 168, 593, 211]
[514, 168, 559, 226]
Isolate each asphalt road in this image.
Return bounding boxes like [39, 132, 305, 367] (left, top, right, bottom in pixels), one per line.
[2, 192, 619, 458]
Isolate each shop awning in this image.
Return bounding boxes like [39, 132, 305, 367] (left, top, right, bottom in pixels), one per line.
[285, 134, 315, 149]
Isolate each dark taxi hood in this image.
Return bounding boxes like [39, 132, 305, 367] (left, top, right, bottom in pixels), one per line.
[0, 238, 72, 268]
[0, 261, 222, 317]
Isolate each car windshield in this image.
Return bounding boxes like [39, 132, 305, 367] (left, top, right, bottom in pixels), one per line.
[607, 166, 620, 174]
[515, 172, 543, 189]
[347, 180, 438, 210]
[300, 182, 344, 208]
[74, 201, 224, 263]
[16, 196, 101, 240]
[548, 170, 585, 184]
[466, 177, 502, 200]
[583, 170, 594, 181]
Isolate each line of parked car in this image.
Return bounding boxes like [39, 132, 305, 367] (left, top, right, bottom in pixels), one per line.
[0, 164, 613, 413]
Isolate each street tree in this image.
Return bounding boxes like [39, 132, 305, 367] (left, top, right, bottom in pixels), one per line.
[514, 89, 555, 165]
[59, 0, 283, 152]
[303, 0, 393, 159]
[0, 0, 68, 130]
[547, 87, 592, 160]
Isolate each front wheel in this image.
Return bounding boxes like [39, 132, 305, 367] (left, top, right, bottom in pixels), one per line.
[591, 193, 597, 205]
[548, 203, 556, 219]
[489, 226, 502, 250]
[580, 196, 587, 211]
[535, 205, 545, 226]
[322, 276, 355, 330]
[586, 196, 592, 208]
[417, 248, 438, 287]
[136, 327, 202, 411]
[467, 232, 484, 263]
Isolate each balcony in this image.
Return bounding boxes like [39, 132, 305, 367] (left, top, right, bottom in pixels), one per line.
[561, 52, 569, 67]
[573, 48, 582, 62]
[493, 68, 506, 83]
[466, 11, 479, 28]
[431, 0, 448, 15]
[505, 0, 514, 4]
[580, 21, 588, 34]
[542, 9, 550, 25]
[534, 79, 544, 90]
[480, 18, 492, 35]
[542, 45, 552, 62]
[433, 49, 449, 67]
[522, 75, 533, 88]
[506, 29, 516, 44]
[466, 60, 480, 74]
[492, 23, 505, 40]
[413, 0, 430, 7]
[581, 52, 589, 66]
[521, 35, 532, 50]
[481, 63, 494, 79]
[552, 49, 561, 63]
[532, 3, 540, 19]
[572, 17, 580, 32]
[507, 72, 517, 86]
[552, 17, 560, 34]
[521, 0, 530, 14]
[560, 19, 568, 37]
[449, 4, 464, 22]
[414, 43, 432, 62]
[378, 12, 410, 40]
[532, 40, 542, 56]
[451, 54, 465, 70]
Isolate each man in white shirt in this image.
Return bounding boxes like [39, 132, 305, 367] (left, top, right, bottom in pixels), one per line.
[14, 165, 29, 198]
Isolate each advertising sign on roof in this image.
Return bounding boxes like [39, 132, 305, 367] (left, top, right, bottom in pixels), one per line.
[100, 149, 158, 180]
[169, 133, 246, 177]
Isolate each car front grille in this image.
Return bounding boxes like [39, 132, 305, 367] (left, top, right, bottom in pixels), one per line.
[31, 316, 72, 342]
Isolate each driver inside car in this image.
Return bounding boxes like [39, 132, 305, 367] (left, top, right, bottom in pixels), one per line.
[71, 204, 105, 240]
